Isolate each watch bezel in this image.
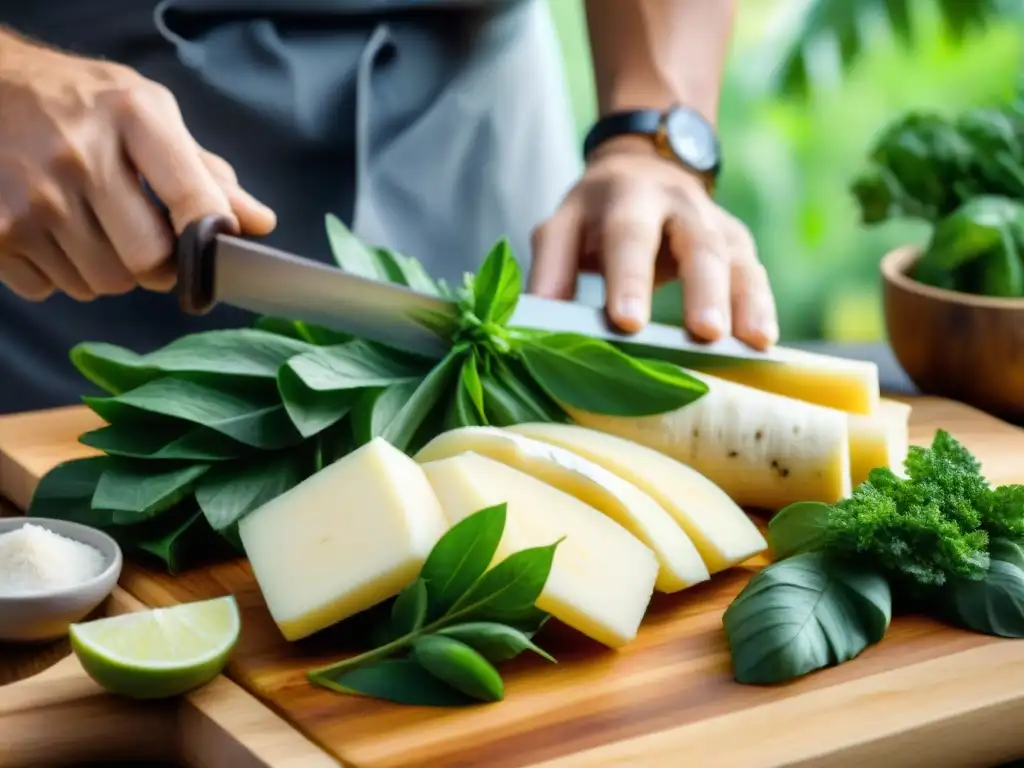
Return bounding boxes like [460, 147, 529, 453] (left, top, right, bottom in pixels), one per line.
[656, 105, 721, 178]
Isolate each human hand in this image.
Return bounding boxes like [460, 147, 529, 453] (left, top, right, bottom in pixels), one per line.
[0, 32, 276, 302]
[528, 136, 778, 350]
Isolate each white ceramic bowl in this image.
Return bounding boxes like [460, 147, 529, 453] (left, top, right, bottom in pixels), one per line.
[0, 517, 123, 643]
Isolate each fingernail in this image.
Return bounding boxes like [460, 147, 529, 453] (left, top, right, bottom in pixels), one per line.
[698, 307, 728, 335]
[762, 319, 780, 343]
[616, 297, 648, 326]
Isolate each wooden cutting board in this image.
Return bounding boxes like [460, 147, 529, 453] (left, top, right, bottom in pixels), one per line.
[3, 397, 1024, 768]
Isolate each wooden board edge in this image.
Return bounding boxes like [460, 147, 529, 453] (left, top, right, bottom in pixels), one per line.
[526, 641, 1024, 768]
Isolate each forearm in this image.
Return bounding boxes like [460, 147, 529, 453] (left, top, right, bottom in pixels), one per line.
[584, 0, 736, 126]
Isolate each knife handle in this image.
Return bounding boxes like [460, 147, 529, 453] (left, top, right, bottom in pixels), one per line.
[176, 214, 234, 316]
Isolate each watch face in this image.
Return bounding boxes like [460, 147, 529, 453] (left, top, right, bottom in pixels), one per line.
[665, 107, 719, 174]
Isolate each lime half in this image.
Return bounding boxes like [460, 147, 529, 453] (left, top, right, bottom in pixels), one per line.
[70, 595, 241, 699]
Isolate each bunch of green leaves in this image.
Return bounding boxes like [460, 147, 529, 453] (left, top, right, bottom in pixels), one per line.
[308, 504, 557, 706]
[723, 430, 1024, 685]
[29, 214, 708, 572]
[851, 91, 1024, 296]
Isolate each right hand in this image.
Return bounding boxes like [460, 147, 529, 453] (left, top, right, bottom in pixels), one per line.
[0, 32, 277, 302]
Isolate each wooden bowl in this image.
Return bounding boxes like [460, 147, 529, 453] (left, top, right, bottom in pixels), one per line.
[882, 246, 1024, 423]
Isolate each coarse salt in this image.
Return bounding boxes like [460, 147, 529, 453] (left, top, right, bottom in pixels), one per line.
[0, 523, 107, 597]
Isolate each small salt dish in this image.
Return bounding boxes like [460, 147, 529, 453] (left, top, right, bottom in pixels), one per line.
[0, 517, 123, 643]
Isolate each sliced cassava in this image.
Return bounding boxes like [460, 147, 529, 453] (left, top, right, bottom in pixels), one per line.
[847, 398, 912, 487]
[689, 347, 880, 415]
[559, 370, 852, 511]
[506, 422, 767, 574]
[415, 426, 710, 592]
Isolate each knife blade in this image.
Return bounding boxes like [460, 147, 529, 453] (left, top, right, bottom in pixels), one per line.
[175, 215, 794, 367]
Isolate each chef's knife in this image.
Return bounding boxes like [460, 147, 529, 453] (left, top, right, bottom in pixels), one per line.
[175, 214, 793, 368]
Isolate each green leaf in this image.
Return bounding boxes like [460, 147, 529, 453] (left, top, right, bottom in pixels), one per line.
[518, 332, 708, 417]
[460, 354, 486, 418]
[325, 213, 389, 281]
[281, 341, 425, 393]
[420, 503, 507, 619]
[70, 343, 153, 395]
[255, 316, 351, 346]
[445, 375, 486, 429]
[276, 366, 357, 438]
[411, 635, 504, 702]
[390, 579, 429, 637]
[723, 552, 892, 685]
[195, 452, 305, 533]
[946, 538, 1024, 638]
[311, 658, 475, 706]
[480, 358, 566, 427]
[362, 350, 463, 453]
[437, 622, 555, 663]
[351, 380, 422, 445]
[130, 508, 210, 573]
[92, 462, 209, 522]
[450, 541, 561, 623]
[79, 422, 247, 461]
[472, 239, 521, 325]
[769, 501, 831, 560]
[84, 378, 301, 450]
[28, 457, 116, 527]
[373, 247, 441, 296]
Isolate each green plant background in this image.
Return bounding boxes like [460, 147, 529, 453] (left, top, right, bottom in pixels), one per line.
[547, 1, 1022, 342]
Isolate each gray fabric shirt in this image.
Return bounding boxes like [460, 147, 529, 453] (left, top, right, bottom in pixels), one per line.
[0, 0, 581, 412]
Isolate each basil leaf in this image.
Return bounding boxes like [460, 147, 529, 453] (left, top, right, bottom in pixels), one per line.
[472, 239, 521, 325]
[372, 351, 463, 453]
[390, 578, 429, 636]
[373, 247, 441, 296]
[460, 354, 486, 418]
[445, 376, 486, 429]
[437, 622, 555, 663]
[946, 538, 1024, 638]
[412, 635, 504, 702]
[79, 422, 247, 461]
[420, 504, 507, 619]
[489, 358, 566, 424]
[93, 461, 209, 521]
[29, 457, 116, 528]
[195, 452, 305, 533]
[769, 501, 831, 560]
[518, 332, 708, 417]
[450, 540, 561, 623]
[325, 213, 389, 281]
[351, 380, 422, 445]
[70, 343, 153, 395]
[84, 379, 301, 450]
[311, 659, 475, 707]
[723, 552, 892, 685]
[281, 340, 425, 393]
[255, 316, 352, 347]
[277, 366, 357, 438]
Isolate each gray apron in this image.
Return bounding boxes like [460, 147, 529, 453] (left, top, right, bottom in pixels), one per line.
[0, 0, 581, 412]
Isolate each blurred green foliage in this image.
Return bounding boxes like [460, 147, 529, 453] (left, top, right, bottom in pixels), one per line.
[547, 1, 1022, 342]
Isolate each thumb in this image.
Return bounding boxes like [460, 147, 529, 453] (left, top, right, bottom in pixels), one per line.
[200, 150, 277, 236]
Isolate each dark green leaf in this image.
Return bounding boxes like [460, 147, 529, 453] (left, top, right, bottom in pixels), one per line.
[723, 552, 892, 685]
[390, 579, 429, 637]
[373, 247, 441, 296]
[254, 316, 351, 346]
[412, 635, 504, 702]
[70, 343, 153, 395]
[131, 509, 209, 573]
[446, 376, 486, 429]
[481, 358, 566, 426]
[450, 540, 561, 623]
[421, 504, 507, 619]
[195, 452, 305, 533]
[361, 350, 462, 453]
[92, 462, 209, 521]
[437, 622, 555, 663]
[310, 658, 475, 706]
[946, 538, 1024, 638]
[277, 365, 357, 438]
[79, 422, 247, 461]
[460, 354, 486, 418]
[350, 380, 421, 445]
[325, 213, 389, 281]
[281, 340, 425, 393]
[518, 332, 708, 417]
[472, 239, 521, 325]
[769, 501, 831, 560]
[28, 457, 116, 527]
[84, 378, 301, 450]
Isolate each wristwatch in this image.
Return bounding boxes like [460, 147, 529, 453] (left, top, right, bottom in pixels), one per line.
[582, 105, 721, 190]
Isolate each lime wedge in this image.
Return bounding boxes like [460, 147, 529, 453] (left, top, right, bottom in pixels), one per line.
[70, 595, 241, 699]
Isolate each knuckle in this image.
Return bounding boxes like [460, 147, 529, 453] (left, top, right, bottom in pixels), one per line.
[110, 79, 180, 122]
[27, 181, 70, 226]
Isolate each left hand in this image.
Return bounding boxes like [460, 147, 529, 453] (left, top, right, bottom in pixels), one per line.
[528, 136, 778, 351]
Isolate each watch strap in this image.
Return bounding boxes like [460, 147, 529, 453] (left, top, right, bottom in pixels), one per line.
[582, 110, 663, 159]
